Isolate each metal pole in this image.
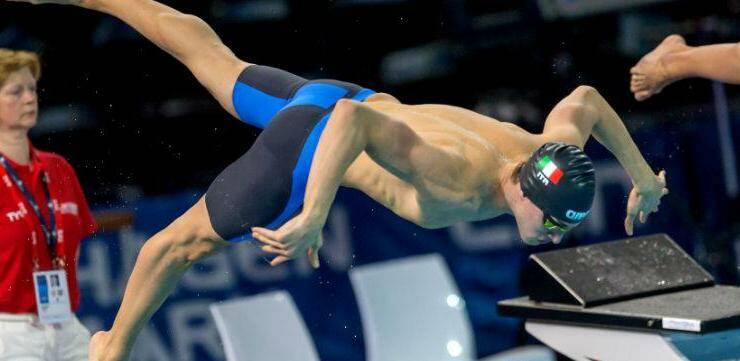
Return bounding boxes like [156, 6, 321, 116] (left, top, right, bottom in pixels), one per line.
[713, 80, 738, 198]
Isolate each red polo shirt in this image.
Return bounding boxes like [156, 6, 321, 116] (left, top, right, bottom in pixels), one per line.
[0, 146, 96, 314]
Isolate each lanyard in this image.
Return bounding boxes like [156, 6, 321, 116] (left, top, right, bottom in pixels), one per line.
[0, 155, 58, 261]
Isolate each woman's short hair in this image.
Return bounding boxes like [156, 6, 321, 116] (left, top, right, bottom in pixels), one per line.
[0, 48, 41, 86]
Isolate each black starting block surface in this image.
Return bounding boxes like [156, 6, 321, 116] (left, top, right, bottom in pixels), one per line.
[524, 234, 713, 306]
[498, 285, 740, 333]
[499, 234, 740, 333]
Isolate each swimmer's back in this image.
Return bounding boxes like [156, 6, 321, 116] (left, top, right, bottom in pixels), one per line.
[363, 99, 540, 160]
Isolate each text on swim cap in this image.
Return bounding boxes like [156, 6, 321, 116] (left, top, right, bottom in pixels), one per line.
[536, 171, 550, 186]
[566, 209, 589, 221]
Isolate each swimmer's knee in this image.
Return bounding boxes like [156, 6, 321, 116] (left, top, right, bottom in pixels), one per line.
[150, 207, 229, 265]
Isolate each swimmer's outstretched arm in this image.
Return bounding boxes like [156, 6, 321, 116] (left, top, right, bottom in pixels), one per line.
[542, 85, 668, 235]
[252, 99, 462, 266]
[9, 0, 247, 117]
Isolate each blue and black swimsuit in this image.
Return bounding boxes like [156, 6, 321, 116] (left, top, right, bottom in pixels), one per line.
[204, 65, 375, 242]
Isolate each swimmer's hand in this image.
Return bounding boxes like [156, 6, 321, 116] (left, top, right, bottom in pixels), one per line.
[252, 214, 323, 268]
[625, 170, 668, 236]
[89, 330, 129, 361]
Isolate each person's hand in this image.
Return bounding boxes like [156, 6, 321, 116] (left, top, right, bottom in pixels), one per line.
[6, 0, 84, 5]
[252, 213, 324, 268]
[89, 330, 128, 361]
[625, 170, 668, 235]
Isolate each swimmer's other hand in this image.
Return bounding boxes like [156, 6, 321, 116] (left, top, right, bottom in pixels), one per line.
[625, 170, 668, 236]
[252, 213, 324, 269]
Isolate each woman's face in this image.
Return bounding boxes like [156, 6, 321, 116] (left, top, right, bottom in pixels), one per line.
[0, 67, 38, 132]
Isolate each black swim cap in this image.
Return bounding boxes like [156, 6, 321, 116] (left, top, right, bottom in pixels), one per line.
[518, 142, 595, 226]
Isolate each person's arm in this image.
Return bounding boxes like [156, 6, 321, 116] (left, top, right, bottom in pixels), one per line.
[542, 85, 668, 235]
[252, 99, 467, 266]
[11, 0, 247, 117]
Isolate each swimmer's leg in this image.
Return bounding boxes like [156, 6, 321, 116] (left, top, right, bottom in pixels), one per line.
[85, 0, 312, 127]
[71, 0, 248, 117]
[89, 197, 229, 360]
[661, 41, 740, 84]
[631, 35, 740, 101]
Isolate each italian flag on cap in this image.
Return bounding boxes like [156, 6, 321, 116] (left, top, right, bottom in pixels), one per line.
[537, 156, 563, 184]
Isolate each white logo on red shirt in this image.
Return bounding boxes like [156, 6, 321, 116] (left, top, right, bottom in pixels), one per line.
[4, 201, 79, 222]
[2, 175, 11, 188]
[6, 202, 28, 222]
[59, 202, 79, 216]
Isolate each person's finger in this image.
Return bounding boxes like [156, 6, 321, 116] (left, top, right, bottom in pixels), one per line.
[658, 170, 666, 183]
[252, 232, 285, 248]
[270, 256, 291, 267]
[308, 247, 320, 269]
[254, 227, 292, 246]
[662, 188, 669, 195]
[639, 210, 646, 223]
[261, 245, 290, 256]
[635, 90, 651, 102]
[251, 231, 283, 247]
[252, 227, 278, 239]
[625, 213, 635, 236]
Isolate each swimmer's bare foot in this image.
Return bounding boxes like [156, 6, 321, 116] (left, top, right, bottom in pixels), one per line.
[630, 34, 689, 101]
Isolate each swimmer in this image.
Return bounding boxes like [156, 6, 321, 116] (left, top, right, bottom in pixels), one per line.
[631, 34, 740, 101]
[8, 0, 668, 360]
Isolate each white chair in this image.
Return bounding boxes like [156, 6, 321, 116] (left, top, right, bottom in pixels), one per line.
[209, 290, 320, 361]
[486, 345, 557, 361]
[350, 253, 555, 361]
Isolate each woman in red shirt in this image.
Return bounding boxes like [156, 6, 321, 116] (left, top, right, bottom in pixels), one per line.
[0, 48, 96, 360]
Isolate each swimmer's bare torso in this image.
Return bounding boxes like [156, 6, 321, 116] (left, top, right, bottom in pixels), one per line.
[343, 93, 541, 228]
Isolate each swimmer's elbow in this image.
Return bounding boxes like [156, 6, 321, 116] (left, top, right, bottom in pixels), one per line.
[570, 85, 603, 117]
[573, 85, 599, 97]
[333, 99, 375, 131]
[334, 99, 362, 119]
